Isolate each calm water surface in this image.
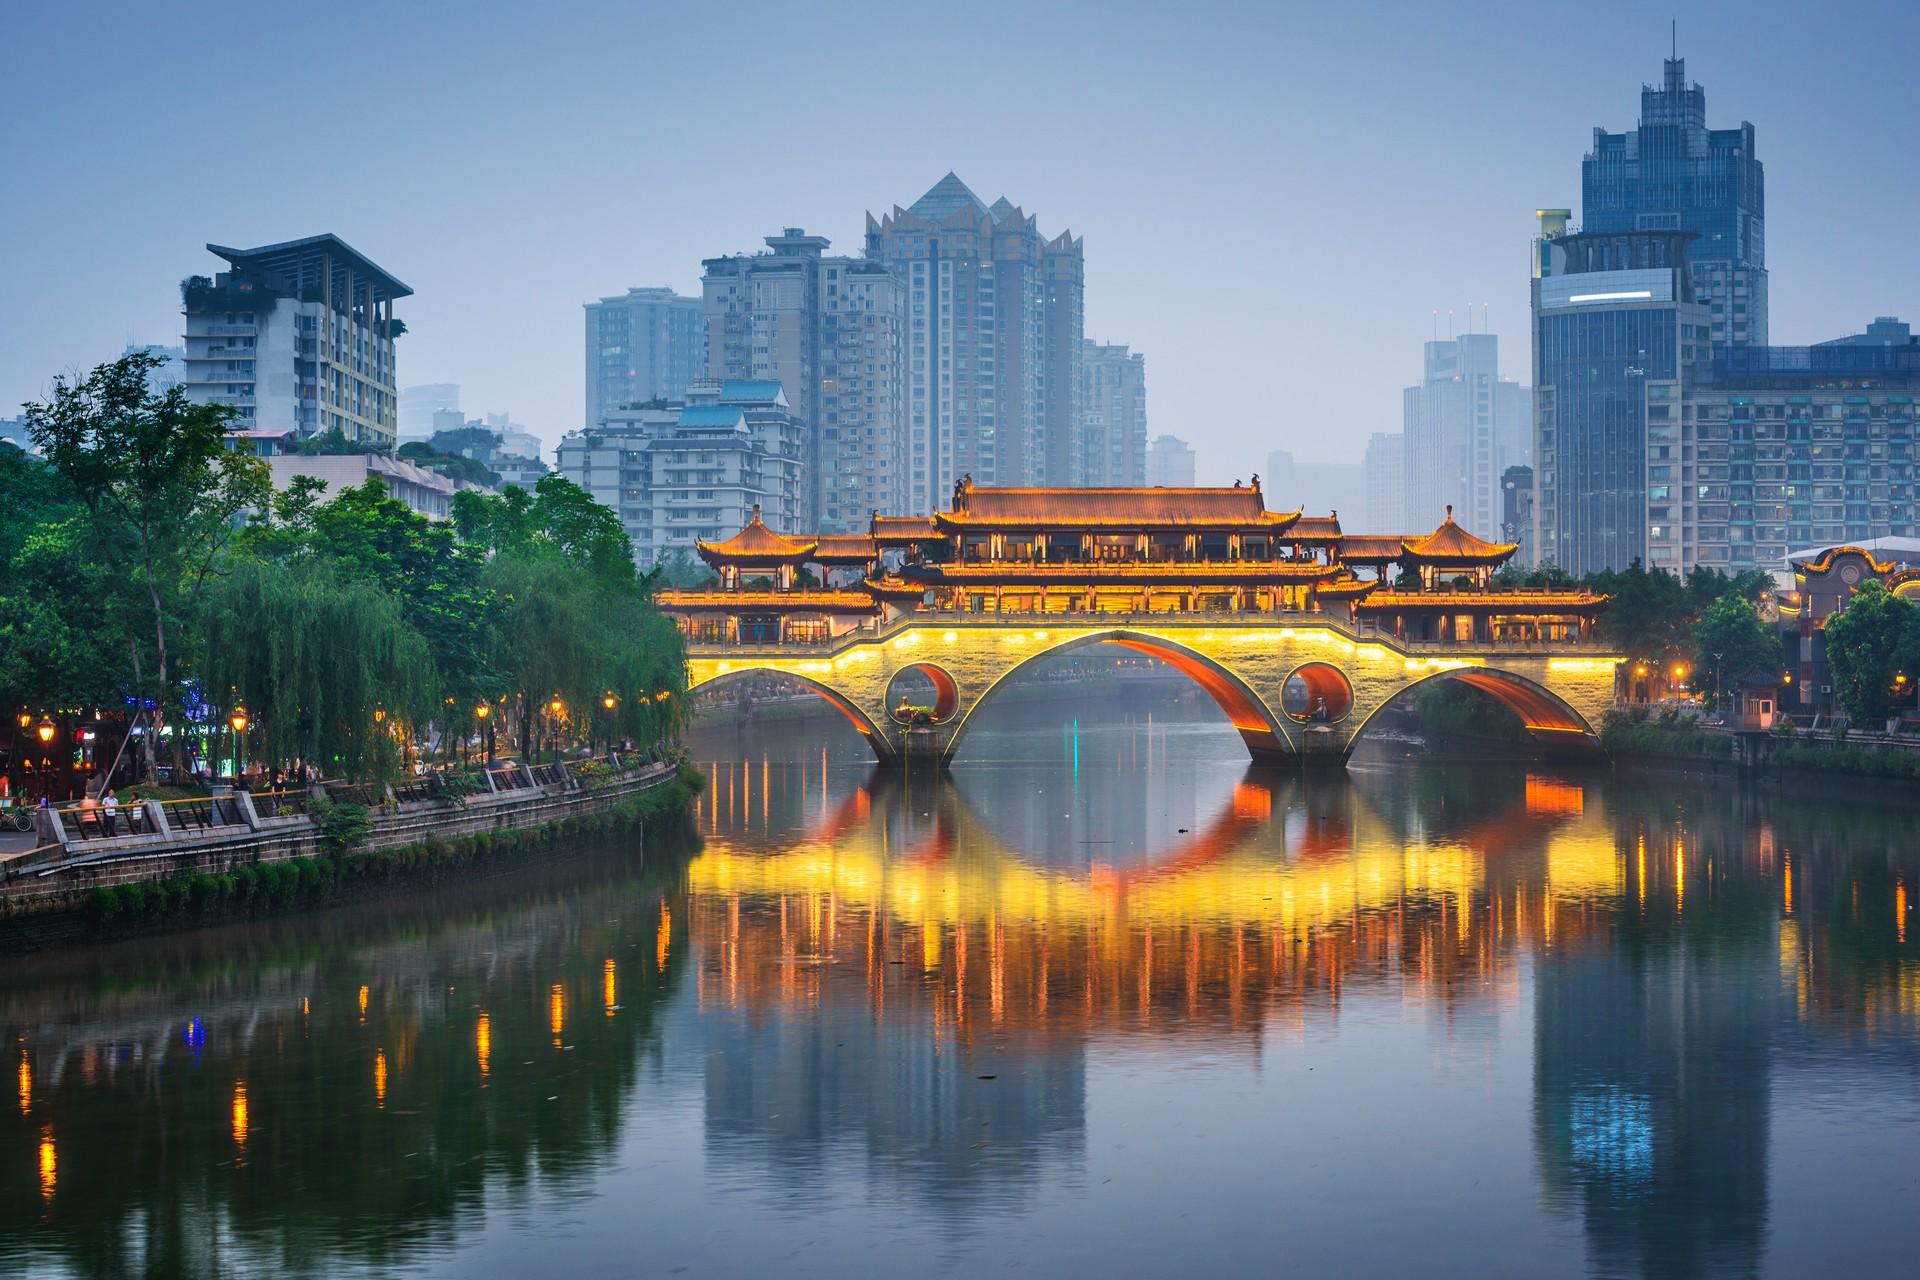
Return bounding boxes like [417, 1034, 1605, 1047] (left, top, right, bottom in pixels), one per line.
[5, 700, 1920, 1277]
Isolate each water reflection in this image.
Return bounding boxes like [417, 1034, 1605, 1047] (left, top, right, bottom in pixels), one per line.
[2, 706, 1919, 1276]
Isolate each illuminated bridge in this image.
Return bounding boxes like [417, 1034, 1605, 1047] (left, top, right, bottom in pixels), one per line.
[661, 478, 1618, 767]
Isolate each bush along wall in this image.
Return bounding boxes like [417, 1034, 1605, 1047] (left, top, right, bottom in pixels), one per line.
[82, 764, 705, 931]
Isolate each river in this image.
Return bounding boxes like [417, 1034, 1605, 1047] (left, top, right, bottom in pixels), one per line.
[4, 696, 1918, 1277]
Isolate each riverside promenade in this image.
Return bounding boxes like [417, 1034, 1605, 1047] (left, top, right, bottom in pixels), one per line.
[0, 755, 681, 919]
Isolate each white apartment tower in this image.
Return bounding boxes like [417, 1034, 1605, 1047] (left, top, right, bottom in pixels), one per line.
[1402, 332, 1529, 535]
[584, 287, 704, 427]
[182, 235, 409, 445]
[702, 230, 907, 531]
[1081, 341, 1147, 486]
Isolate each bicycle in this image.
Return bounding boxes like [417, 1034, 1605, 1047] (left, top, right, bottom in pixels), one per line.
[3, 808, 33, 833]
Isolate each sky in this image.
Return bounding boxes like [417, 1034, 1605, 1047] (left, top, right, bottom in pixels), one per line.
[4, 0, 1918, 482]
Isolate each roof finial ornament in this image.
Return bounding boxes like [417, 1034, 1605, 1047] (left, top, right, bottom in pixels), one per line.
[1233, 478, 1243, 489]
[1445, 504, 1454, 521]
[752, 502, 762, 521]
[1250, 472, 1260, 493]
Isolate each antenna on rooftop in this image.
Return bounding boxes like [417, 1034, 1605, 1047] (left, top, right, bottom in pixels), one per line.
[1671, 18, 1677, 60]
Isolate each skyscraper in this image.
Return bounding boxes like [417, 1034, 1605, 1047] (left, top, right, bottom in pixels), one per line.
[1531, 225, 1712, 574]
[1266, 450, 1365, 524]
[1080, 341, 1147, 486]
[1145, 435, 1195, 488]
[1402, 332, 1530, 538]
[1583, 56, 1766, 347]
[865, 174, 1084, 510]
[1363, 432, 1405, 533]
[701, 230, 907, 531]
[181, 234, 409, 444]
[584, 287, 704, 427]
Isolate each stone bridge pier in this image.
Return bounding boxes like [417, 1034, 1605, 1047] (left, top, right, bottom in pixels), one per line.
[685, 620, 1620, 770]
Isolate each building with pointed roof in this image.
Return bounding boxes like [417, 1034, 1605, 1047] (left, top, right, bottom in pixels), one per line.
[701, 228, 907, 531]
[866, 175, 1085, 509]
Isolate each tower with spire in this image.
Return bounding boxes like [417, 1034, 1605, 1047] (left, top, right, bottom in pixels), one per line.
[866, 174, 1085, 512]
[1581, 54, 1767, 346]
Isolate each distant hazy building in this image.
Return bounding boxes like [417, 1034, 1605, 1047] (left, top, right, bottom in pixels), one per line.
[1145, 434, 1195, 488]
[1583, 56, 1766, 346]
[1532, 226, 1712, 574]
[265, 453, 459, 520]
[1080, 342, 1146, 486]
[1402, 332, 1528, 539]
[1363, 432, 1405, 532]
[1266, 450, 1365, 524]
[181, 234, 409, 445]
[556, 379, 804, 567]
[865, 174, 1084, 507]
[584, 287, 704, 429]
[399, 383, 459, 442]
[124, 344, 185, 395]
[0, 418, 31, 453]
[702, 230, 906, 531]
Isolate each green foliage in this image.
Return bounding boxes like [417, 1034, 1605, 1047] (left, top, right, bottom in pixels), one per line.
[1598, 709, 1735, 759]
[296, 427, 380, 456]
[397, 439, 501, 487]
[1822, 580, 1920, 724]
[1691, 593, 1783, 700]
[1410, 679, 1528, 741]
[310, 798, 373, 853]
[651, 546, 718, 590]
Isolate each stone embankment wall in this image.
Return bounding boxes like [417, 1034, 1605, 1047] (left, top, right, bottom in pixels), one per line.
[0, 762, 679, 918]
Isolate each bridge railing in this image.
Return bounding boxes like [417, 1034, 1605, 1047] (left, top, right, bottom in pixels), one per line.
[684, 607, 1614, 656]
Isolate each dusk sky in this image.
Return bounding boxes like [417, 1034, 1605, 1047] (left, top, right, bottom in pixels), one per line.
[5, 0, 1917, 480]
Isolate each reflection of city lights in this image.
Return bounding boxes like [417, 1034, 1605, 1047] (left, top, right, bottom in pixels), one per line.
[550, 984, 566, 1047]
[657, 906, 672, 972]
[604, 959, 618, 1017]
[17, 1050, 29, 1115]
[476, 1013, 492, 1078]
[39, 1125, 56, 1201]
[358, 985, 369, 1020]
[374, 1050, 388, 1107]
[1898, 877, 1908, 946]
[232, 1082, 249, 1148]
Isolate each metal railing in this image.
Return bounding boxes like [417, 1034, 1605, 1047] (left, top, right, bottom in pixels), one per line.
[157, 795, 247, 832]
[321, 782, 384, 808]
[251, 789, 312, 819]
[486, 765, 531, 792]
[53, 804, 156, 841]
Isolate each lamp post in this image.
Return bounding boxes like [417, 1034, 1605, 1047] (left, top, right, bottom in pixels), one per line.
[475, 702, 493, 766]
[229, 708, 249, 782]
[548, 697, 564, 763]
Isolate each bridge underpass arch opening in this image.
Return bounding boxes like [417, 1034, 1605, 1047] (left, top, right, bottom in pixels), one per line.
[942, 630, 1292, 766]
[885, 662, 960, 725]
[690, 667, 892, 760]
[1345, 666, 1601, 762]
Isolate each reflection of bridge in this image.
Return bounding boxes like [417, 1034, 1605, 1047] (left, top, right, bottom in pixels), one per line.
[665, 479, 1616, 767]
[686, 620, 1620, 767]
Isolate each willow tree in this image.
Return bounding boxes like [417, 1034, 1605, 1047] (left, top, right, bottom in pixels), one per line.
[200, 558, 437, 783]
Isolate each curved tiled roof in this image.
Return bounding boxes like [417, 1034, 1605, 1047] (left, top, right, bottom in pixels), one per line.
[1401, 507, 1518, 564]
[810, 534, 882, 563]
[657, 589, 878, 613]
[694, 507, 817, 565]
[1794, 545, 1900, 577]
[1336, 535, 1408, 561]
[939, 483, 1301, 531]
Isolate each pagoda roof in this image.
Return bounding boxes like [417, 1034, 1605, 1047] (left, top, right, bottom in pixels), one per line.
[1311, 577, 1381, 599]
[657, 588, 879, 614]
[863, 576, 929, 600]
[870, 515, 940, 543]
[1793, 544, 1901, 577]
[1336, 535, 1409, 561]
[1353, 589, 1604, 613]
[939, 481, 1301, 531]
[1401, 508, 1518, 565]
[810, 534, 882, 563]
[1287, 515, 1343, 541]
[694, 507, 817, 565]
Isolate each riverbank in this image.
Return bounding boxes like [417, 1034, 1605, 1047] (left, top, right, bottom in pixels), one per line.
[1602, 714, 1920, 789]
[0, 762, 704, 952]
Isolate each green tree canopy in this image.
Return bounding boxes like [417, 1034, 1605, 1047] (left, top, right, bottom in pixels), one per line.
[1821, 580, 1920, 723]
[1691, 593, 1783, 702]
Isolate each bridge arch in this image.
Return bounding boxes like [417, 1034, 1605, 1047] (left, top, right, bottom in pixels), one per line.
[691, 665, 894, 761]
[885, 661, 960, 724]
[1345, 665, 1601, 761]
[942, 628, 1293, 765]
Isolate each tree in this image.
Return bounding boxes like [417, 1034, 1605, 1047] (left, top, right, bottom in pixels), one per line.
[1822, 580, 1920, 724]
[1690, 593, 1781, 705]
[23, 352, 269, 781]
[1591, 560, 1692, 672]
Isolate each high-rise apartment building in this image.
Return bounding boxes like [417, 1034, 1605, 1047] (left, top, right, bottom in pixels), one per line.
[865, 174, 1084, 509]
[1531, 226, 1713, 574]
[1583, 57, 1766, 347]
[1363, 432, 1405, 533]
[1401, 332, 1529, 540]
[1671, 325, 1920, 572]
[1080, 342, 1147, 485]
[399, 383, 459, 443]
[701, 231, 906, 531]
[555, 379, 804, 568]
[1502, 464, 1535, 565]
[181, 235, 409, 444]
[1267, 450, 1366, 524]
[584, 287, 704, 428]
[1145, 434, 1195, 488]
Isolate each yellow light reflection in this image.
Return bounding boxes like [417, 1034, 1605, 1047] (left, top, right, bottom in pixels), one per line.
[549, 983, 566, 1047]
[358, 985, 369, 1020]
[476, 1012, 492, 1078]
[374, 1049, 388, 1107]
[231, 1082, 249, 1149]
[604, 958, 618, 1017]
[38, 1126, 55, 1201]
[657, 903, 673, 972]
[17, 1050, 29, 1115]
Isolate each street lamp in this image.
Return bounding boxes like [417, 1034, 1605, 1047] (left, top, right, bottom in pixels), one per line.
[35, 718, 54, 745]
[602, 693, 618, 711]
[229, 708, 248, 781]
